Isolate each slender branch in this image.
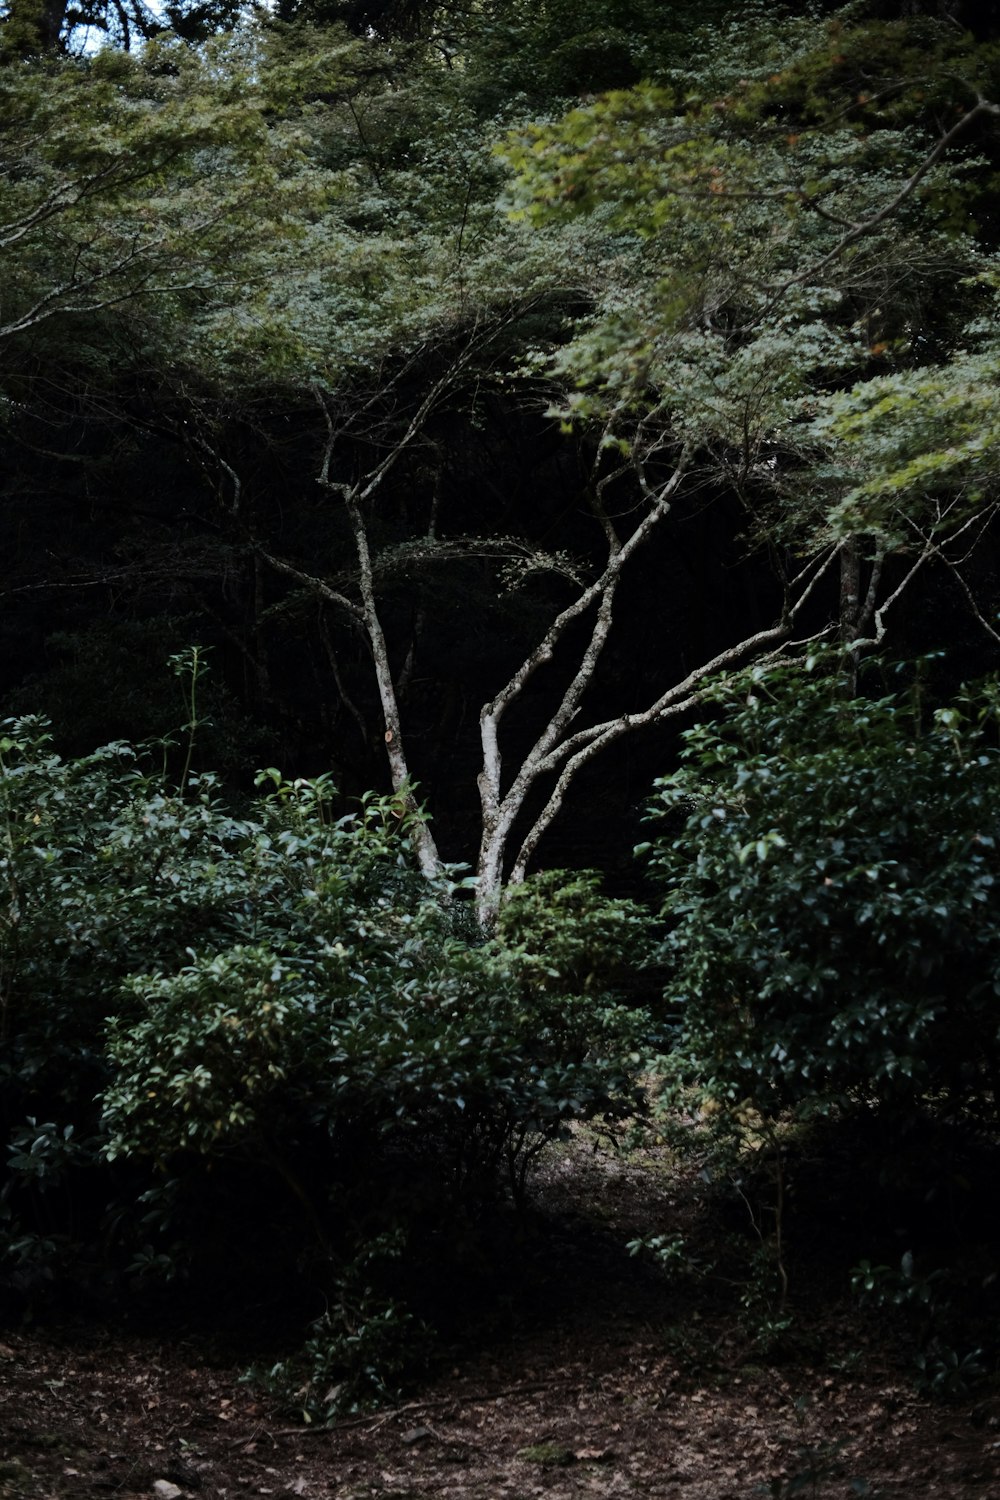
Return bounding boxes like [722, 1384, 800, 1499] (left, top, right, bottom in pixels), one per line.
[255, 547, 364, 622]
[0, 177, 274, 343]
[187, 434, 243, 515]
[344, 491, 442, 879]
[475, 448, 689, 913]
[509, 620, 791, 884]
[0, 254, 220, 342]
[0, 151, 167, 252]
[945, 552, 1000, 644]
[312, 343, 474, 509]
[317, 605, 372, 743]
[849, 538, 937, 653]
[357, 354, 475, 506]
[900, 503, 1000, 645]
[480, 448, 687, 731]
[535, 540, 842, 782]
[854, 540, 887, 639]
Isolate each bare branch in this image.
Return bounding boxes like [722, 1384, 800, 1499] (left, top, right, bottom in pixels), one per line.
[898, 502, 1000, 646]
[854, 540, 887, 639]
[480, 447, 689, 731]
[508, 618, 792, 884]
[344, 489, 443, 878]
[849, 539, 937, 653]
[318, 605, 372, 743]
[256, 548, 365, 622]
[474, 446, 692, 919]
[505, 540, 845, 885]
[185, 434, 243, 515]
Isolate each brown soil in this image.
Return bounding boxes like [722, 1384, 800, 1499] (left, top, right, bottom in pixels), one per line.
[2, 1136, 998, 1500]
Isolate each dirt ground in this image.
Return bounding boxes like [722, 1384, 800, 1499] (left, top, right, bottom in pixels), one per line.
[2, 1137, 998, 1500]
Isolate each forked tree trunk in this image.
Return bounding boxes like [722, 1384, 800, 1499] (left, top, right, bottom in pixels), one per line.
[269, 369, 966, 931]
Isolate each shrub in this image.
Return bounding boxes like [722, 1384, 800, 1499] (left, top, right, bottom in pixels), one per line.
[1, 716, 649, 1404]
[101, 794, 648, 1207]
[644, 660, 1000, 1124]
[0, 719, 256, 1124]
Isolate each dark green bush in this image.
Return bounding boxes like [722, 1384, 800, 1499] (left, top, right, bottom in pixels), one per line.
[0, 721, 256, 1127]
[1, 715, 648, 1407]
[99, 783, 647, 1203]
[645, 661, 1000, 1123]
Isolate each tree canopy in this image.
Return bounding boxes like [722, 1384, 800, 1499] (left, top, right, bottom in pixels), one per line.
[1, 3, 998, 912]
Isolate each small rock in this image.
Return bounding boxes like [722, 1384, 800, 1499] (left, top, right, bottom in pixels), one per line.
[153, 1481, 183, 1500]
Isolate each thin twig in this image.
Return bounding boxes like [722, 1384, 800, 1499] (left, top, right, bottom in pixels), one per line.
[269, 1377, 583, 1438]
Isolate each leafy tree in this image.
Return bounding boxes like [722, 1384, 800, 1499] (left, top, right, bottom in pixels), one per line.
[472, 5, 1000, 860]
[0, 26, 380, 363]
[1, 0, 244, 56]
[265, 3, 1000, 919]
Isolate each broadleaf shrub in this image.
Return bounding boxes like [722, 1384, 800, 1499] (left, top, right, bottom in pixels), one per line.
[645, 661, 1000, 1124]
[1, 715, 648, 1405]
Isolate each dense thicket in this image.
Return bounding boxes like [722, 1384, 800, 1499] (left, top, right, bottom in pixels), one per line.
[0, 712, 647, 1411]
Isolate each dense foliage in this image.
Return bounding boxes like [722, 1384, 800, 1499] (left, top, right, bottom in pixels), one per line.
[647, 661, 1000, 1123]
[4, 0, 1000, 1412]
[0, 715, 647, 1409]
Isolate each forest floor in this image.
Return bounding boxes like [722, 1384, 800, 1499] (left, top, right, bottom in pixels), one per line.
[2, 1128, 999, 1500]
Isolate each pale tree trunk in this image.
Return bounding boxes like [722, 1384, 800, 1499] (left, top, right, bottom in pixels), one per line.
[473, 522, 895, 927]
[474, 434, 678, 926]
[345, 493, 442, 880]
[469, 433, 845, 927]
[260, 538, 442, 881]
[259, 365, 460, 880]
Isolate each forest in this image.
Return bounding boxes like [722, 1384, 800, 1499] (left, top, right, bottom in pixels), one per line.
[3, 0, 1000, 1495]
